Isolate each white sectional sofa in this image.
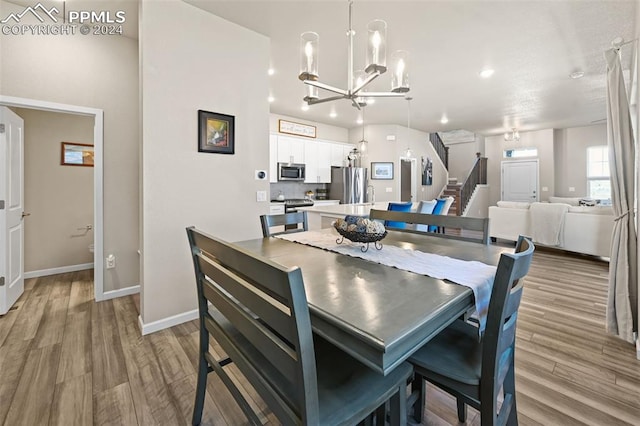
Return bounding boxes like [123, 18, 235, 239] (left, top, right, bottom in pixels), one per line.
[488, 198, 614, 257]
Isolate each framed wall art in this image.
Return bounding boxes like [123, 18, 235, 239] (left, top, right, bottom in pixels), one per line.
[198, 110, 235, 154]
[278, 119, 316, 138]
[371, 162, 394, 180]
[61, 142, 94, 167]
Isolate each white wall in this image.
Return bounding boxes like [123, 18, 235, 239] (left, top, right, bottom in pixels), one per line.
[140, 0, 270, 326]
[349, 124, 447, 202]
[446, 141, 479, 182]
[270, 113, 348, 142]
[485, 129, 555, 206]
[0, 0, 139, 292]
[554, 124, 607, 197]
[463, 184, 489, 218]
[15, 108, 94, 272]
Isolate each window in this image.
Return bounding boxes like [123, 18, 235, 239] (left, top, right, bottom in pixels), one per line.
[503, 147, 538, 158]
[587, 146, 610, 200]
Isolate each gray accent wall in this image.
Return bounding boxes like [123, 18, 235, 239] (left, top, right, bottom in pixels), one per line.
[14, 108, 94, 272]
[140, 0, 270, 326]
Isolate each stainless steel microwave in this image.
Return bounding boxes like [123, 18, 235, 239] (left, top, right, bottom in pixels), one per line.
[278, 163, 306, 181]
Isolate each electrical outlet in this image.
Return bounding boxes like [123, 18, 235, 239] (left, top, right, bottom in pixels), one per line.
[106, 254, 116, 269]
[256, 190, 267, 202]
[569, 187, 575, 192]
[386, 187, 393, 193]
[542, 186, 549, 192]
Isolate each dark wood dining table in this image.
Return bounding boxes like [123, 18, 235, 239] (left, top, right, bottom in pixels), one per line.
[235, 229, 511, 375]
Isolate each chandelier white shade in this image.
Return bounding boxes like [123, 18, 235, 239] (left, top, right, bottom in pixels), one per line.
[504, 128, 520, 142]
[298, 0, 410, 109]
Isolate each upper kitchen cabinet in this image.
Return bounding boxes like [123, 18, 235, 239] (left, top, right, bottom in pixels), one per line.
[277, 135, 305, 164]
[305, 140, 332, 183]
[331, 143, 354, 167]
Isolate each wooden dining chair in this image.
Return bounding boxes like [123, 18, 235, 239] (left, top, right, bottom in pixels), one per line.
[369, 209, 490, 245]
[186, 227, 413, 426]
[408, 236, 534, 426]
[260, 211, 308, 237]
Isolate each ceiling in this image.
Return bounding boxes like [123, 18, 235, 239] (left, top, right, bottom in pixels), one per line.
[184, 0, 637, 136]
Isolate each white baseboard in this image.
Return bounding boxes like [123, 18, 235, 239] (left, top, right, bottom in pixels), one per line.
[138, 308, 199, 335]
[24, 263, 94, 279]
[102, 285, 140, 300]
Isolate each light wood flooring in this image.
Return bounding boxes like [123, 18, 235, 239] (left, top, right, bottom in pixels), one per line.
[0, 249, 638, 425]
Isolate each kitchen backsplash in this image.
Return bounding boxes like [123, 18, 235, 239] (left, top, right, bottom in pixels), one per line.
[270, 182, 328, 200]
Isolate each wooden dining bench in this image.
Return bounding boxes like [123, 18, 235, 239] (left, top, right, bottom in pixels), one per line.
[186, 226, 413, 425]
[369, 209, 490, 245]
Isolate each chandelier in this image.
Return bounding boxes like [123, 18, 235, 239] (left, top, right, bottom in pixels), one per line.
[504, 128, 520, 142]
[298, 0, 410, 109]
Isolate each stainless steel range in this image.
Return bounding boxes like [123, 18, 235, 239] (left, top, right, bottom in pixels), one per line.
[282, 198, 314, 213]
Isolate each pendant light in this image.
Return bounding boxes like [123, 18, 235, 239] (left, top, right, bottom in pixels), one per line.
[358, 108, 368, 155]
[404, 97, 413, 158]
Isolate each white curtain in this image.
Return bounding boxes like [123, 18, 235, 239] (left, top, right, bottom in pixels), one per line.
[605, 48, 638, 344]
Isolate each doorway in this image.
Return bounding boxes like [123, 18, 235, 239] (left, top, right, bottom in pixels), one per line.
[501, 160, 539, 202]
[0, 96, 105, 302]
[399, 157, 417, 202]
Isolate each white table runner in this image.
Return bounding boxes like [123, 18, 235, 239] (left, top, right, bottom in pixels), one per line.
[275, 230, 497, 333]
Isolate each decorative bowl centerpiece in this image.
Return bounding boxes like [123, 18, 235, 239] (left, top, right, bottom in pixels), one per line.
[333, 216, 387, 252]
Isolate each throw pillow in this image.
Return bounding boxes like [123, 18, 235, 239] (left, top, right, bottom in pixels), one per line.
[385, 202, 413, 229]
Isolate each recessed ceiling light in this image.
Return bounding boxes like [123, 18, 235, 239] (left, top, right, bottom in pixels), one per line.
[268, 96, 275, 103]
[570, 71, 585, 79]
[301, 104, 309, 111]
[330, 111, 337, 118]
[267, 68, 275, 76]
[356, 117, 363, 124]
[440, 115, 449, 124]
[479, 69, 495, 79]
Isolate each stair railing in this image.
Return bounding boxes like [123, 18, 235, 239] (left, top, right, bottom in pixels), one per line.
[429, 133, 449, 170]
[459, 157, 487, 215]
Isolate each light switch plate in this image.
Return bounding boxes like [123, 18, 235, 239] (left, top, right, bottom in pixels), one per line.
[256, 190, 267, 202]
[386, 187, 393, 193]
[569, 187, 575, 192]
[542, 186, 548, 192]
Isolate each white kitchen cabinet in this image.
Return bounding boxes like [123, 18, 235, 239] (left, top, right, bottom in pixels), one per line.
[304, 140, 318, 183]
[269, 133, 278, 183]
[305, 140, 332, 183]
[277, 135, 305, 164]
[330, 143, 355, 167]
[331, 143, 347, 167]
[316, 141, 332, 182]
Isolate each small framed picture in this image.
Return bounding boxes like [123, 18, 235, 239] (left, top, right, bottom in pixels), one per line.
[371, 162, 394, 180]
[198, 110, 235, 154]
[61, 142, 94, 167]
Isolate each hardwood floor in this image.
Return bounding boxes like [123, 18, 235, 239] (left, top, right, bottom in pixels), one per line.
[0, 250, 638, 425]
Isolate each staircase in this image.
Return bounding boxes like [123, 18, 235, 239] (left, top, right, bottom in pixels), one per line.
[443, 179, 462, 216]
[443, 157, 487, 216]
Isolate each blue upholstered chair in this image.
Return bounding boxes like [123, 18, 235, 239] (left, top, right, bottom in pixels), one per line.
[415, 200, 437, 232]
[385, 202, 413, 228]
[428, 196, 455, 232]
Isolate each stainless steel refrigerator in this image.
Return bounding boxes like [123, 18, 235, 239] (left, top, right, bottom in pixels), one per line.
[329, 166, 368, 204]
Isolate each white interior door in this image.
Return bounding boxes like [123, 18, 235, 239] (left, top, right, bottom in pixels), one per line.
[501, 160, 538, 202]
[0, 107, 24, 315]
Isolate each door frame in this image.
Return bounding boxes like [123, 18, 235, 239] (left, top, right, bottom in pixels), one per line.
[0, 95, 105, 301]
[500, 159, 539, 202]
[398, 156, 417, 202]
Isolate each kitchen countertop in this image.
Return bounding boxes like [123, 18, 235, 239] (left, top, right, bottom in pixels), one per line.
[298, 202, 395, 216]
